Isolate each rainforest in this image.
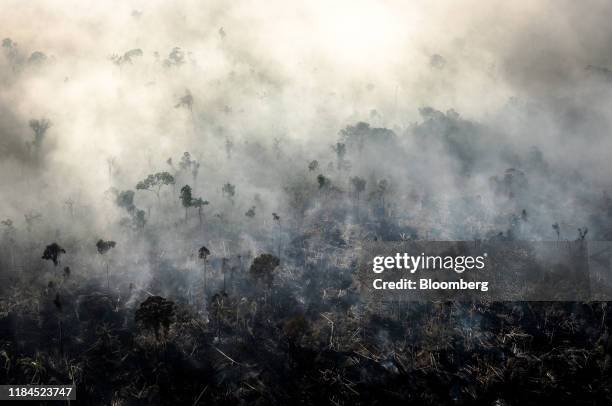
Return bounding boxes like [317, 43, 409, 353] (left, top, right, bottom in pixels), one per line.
[1, 0, 612, 405]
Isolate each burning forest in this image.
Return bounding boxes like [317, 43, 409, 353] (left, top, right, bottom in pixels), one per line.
[1, 1, 612, 404]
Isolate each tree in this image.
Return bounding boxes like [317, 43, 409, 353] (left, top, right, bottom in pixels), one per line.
[28, 118, 51, 157]
[53, 292, 65, 357]
[175, 89, 193, 110]
[24, 212, 42, 233]
[308, 160, 319, 172]
[64, 198, 75, 218]
[332, 143, 347, 170]
[116, 190, 136, 213]
[552, 223, 560, 240]
[245, 206, 256, 218]
[249, 253, 280, 288]
[1, 219, 16, 268]
[96, 239, 116, 255]
[180, 185, 193, 220]
[199, 246, 211, 294]
[350, 177, 366, 201]
[283, 314, 310, 345]
[178, 152, 200, 181]
[317, 174, 331, 194]
[163, 47, 185, 67]
[225, 138, 234, 159]
[96, 239, 116, 290]
[115, 189, 147, 229]
[28, 51, 47, 65]
[273, 137, 282, 158]
[272, 213, 282, 261]
[2, 38, 20, 68]
[135, 296, 176, 340]
[375, 179, 389, 216]
[222, 182, 236, 204]
[42, 243, 66, 266]
[106, 156, 116, 184]
[351, 176, 366, 223]
[134, 209, 147, 229]
[136, 172, 175, 203]
[109, 48, 143, 66]
[191, 197, 209, 225]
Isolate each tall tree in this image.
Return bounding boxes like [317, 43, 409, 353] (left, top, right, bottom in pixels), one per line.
[180, 185, 193, 220]
[28, 118, 51, 158]
[96, 239, 116, 290]
[350, 176, 366, 201]
[225, 138, 234, 159]
[272, 213, 281, 263]
[332, 142, 347, 171]
[199, 246, 211, 295]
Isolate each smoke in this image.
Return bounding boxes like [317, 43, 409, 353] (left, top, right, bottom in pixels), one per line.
[2, 0, 612, 292]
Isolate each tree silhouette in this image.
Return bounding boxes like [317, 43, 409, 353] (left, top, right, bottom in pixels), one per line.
[42, 243, 66, 266]
[199, 246, 211, 294]
[245, 206, 256, 218]
[273, 213, 281, 262]
[308, 160, 319, 172]
[163, 47, 185, 67]
[191, 197, 209, 225]
[178, 152, 200, 181]
[225, 138, 233, 159]
[116, 190, 136, 213]
[2, 38, 20, 69]
[175, 89, 193, 110]
[375, 179, 389, 216]
[134, 209, 147, 229]
[110, 48, 143, 66]
[135, 296, 176, 340]
[249, 253, 280, 288]
[222, 182, 236, 204]
[96, 239, 116, 289]
[273, 137, 282, 158]
[317, 175, 331, 196]
[180, 185, 193, 220]
[96, 239, 116, 255]
[24, 212, 42, 233]
[106, 156, 116, 184]
[28, 118, 51, 158]
[350, 177, 366, 201]
[28, 51, 47, 65]
[552, 223, 560, 240]
[332, 142, 347, 170]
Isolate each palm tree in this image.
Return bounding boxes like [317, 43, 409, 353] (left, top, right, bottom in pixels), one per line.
[96, 239, 116, 290]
